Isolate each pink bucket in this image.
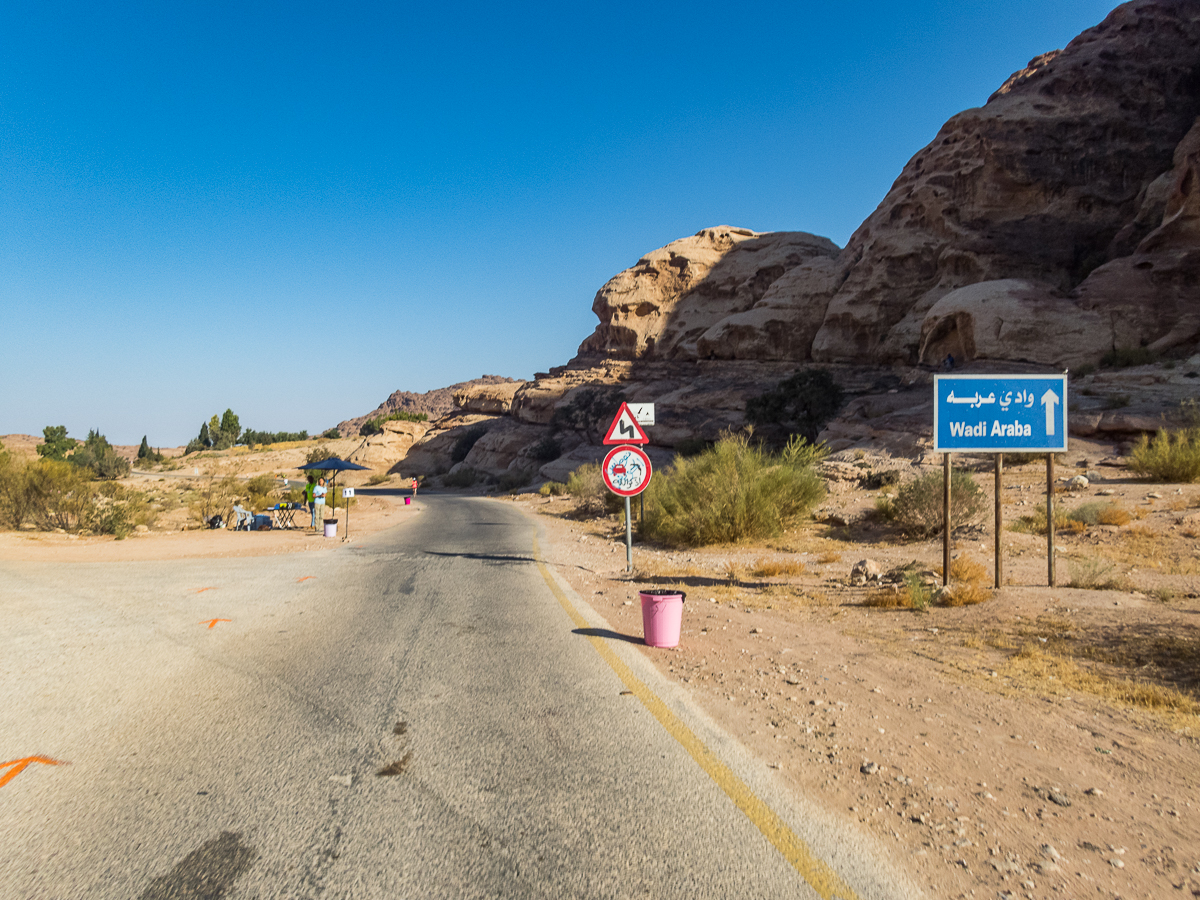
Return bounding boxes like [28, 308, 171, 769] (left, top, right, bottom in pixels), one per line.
[640, 590, 686, 648]
[405, 497, 412, 506]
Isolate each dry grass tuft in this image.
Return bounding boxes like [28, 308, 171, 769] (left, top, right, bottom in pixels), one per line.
[862, 586, 914, 609]
[934, 554, 992, 606]
[1004, 645, 1199, 719]
[816, 550, 842, 564]
[1066, 556, 1129, 590]
[750, 558, 807, 578]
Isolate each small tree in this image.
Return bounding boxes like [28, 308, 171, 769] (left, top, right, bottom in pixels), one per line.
[220, 409, 242, 445]
[70, 429, 131, 480]
[36, 425, 78, 461]
[745, 369, 844, 442]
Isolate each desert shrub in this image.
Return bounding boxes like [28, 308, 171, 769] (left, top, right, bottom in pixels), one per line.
[189, 475, 242, 527]
[1127, 426, 1200, 483]
[306, 446, 336, 465]
[529, 435, 562, 462]
[750, 558, 807, 578]
[366, 472, 391, 485]
[640, 432, 826, 547]
[1100, 347, 1157, 369]
[744, 368, 844, 441]
[67, 430, 131, 479]
[539, 481, 567, 497]
[1067, 556, 1128, 590]
[25, 460, 96, 531]
[451, 426, 489, 463]
[890, 469, 985, 536]
[675, 438, 713, 457]
[442, 466, 477, 488]
[863, 572, 931, 610]
[497, 470, 532, 492]
[1011, 502, 1072, 535]
[244, 474, 278, 511]
[0, 451, 37, 529]
[938, 555, 991, 606]
[322, 428, 341, 439]
[565, 463, 621, 515]
[1066, 501, 1130, 527]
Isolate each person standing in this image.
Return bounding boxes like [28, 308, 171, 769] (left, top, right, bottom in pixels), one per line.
[411, 477, 418, 499]
[314, 477, 328, 527]
[305, 475, 317, 529]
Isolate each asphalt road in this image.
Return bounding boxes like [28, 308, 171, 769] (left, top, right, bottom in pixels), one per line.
[0, 496, 918, 899]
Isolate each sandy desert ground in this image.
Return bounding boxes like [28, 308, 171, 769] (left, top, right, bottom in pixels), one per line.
[2, 434, 1198, 899]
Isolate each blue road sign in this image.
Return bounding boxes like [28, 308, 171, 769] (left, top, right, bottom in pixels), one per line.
[934, 374, 1068, 453]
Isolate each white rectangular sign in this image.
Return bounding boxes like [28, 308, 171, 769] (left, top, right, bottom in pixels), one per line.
[628, 403, 655, 426]
[341, 487, 355, 498]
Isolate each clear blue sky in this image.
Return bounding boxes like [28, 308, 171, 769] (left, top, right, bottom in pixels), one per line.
[2, 0, 1117, 446]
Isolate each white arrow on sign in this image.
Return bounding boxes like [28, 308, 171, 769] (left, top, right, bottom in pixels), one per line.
[1041, 389, 1060, 436]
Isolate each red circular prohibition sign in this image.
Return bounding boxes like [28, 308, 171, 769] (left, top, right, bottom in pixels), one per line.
[602, 445, 653, 497]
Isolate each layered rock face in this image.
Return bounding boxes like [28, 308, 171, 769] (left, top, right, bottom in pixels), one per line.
[575, 1, 1200, 370]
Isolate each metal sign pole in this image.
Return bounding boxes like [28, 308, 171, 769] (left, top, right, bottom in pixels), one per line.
[943, 452, 952, 586]
[1047, 453, 1056, 586]
[625, 496, 633, 573]
[994, 453, 1003, 589]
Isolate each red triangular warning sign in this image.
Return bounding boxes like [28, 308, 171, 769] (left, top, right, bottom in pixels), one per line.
[603, 402, 649, 445]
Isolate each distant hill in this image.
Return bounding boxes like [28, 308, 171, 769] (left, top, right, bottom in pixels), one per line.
[336, 375, 522, 436]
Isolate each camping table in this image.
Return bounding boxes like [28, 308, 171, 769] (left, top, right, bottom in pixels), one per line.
[269, 503, 302, 530]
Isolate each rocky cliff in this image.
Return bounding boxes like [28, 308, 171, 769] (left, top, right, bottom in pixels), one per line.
[576, 0, 1200, 370]
[352, 1, 1200, 482]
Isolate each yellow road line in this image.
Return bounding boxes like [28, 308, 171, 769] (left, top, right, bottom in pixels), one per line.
[533, 535, 859, 900]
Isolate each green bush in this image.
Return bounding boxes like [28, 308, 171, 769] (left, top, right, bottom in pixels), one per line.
[674, 438, 713, 457]
[745, 368, 844, 441]
[188, 474, 242, 527]
[443, 466, 477, 488]
[366, 472, 391, 485]
[36, 425, 77, 461]
[539, 481, 567, 496]
[26, 460, 96, 532]
[69, 430, 131, 479]
[640, 433, 826, 547]
[244, 474, 278, 511]
[497, 470, 532, 492]
[1128, 426, 1200, 483]
[451, 425, 489, 463]
[529, 435, 562, 462]
[1100, 347, 1157, 369]
[305, 446, 336, 465]
[566, 462, 622, 515]
[890, 469, 986, 536]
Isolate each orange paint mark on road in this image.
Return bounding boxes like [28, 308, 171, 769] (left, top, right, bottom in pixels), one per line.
[0, 756, 66, 788]
[193, 587, 215, 594]
[200, 618, 231, 629]
[296, 576, 315, 583]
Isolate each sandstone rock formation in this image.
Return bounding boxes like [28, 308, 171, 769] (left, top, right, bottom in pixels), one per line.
[575, 228, 838, 361]
[347, 419, 430, 470]
[348, 2, 1200, 480]
[337, 375, 521, 436]
[573, 1, 1200, 370]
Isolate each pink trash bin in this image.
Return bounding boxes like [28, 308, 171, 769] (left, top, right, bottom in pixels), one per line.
[640, 590, 686, 648]
[405, 497, 412, 506]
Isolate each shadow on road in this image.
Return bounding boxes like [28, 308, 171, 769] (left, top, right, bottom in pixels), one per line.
[422, 550, 537, 564]
[572, 626, 644, 645]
